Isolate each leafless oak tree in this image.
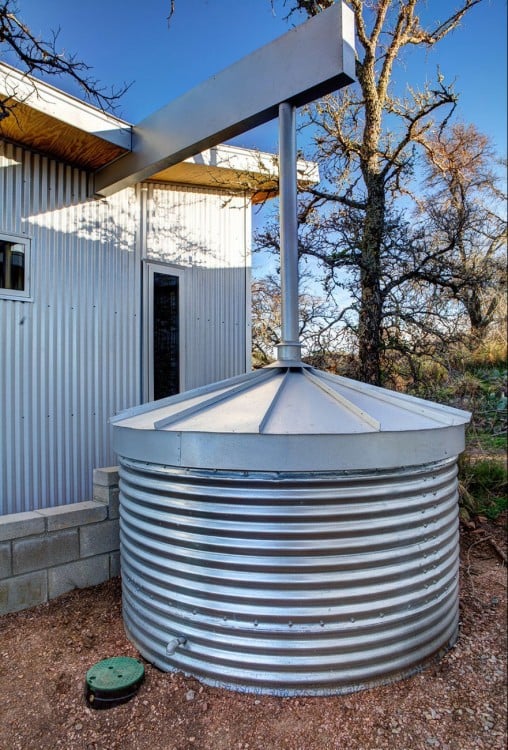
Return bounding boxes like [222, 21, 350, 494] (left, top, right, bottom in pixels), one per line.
[0, 0, 129, 120]
[417, 124, 507, 341]
[267, 0, 484, 385]
[252, 274, 352, 369]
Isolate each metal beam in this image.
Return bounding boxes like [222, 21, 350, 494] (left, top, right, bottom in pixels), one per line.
[94, 2, 355, 196]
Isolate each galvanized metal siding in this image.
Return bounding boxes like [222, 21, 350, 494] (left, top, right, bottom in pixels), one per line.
[118, 456, 460, 695]
[145, 183, 251, 389]
[0, 141, 142, 513]
[1, 145, 252, 515]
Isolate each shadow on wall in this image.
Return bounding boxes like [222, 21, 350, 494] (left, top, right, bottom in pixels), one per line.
[0, 149, 252, 515]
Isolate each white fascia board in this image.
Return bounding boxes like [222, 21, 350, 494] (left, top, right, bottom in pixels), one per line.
[94, 1, 354, 196]
[0, 61, 132, 150]
[187, 145, 278, 173]
[184, 144, 319, 185]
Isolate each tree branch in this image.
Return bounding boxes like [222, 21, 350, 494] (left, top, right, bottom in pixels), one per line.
[0, 0, 130, 112]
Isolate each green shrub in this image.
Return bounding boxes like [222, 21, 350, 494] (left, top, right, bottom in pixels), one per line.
[459, 456, 508, 520]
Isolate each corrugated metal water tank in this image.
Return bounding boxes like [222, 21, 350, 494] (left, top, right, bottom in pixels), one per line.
[111, 364, 470, 695]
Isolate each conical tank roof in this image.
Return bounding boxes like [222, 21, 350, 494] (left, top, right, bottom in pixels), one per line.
[112, 364, 470, 472]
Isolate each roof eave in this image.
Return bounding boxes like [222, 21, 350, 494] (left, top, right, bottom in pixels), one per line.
[149, 143, 319, 200]
[0, 61, 132, 150]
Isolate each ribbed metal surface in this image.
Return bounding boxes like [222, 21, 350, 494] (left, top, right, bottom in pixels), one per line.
[112, 365, 469, 472]
[1, 142, 251, 514]
[119, 455, 460, 695]
[145, 182, 251, 388]
[0, 141, 140, 513]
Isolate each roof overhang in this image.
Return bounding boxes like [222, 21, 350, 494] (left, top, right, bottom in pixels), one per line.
[152, 144, 319, 203]
[0, 61, 131, 170]
[0, 62, 319, 199]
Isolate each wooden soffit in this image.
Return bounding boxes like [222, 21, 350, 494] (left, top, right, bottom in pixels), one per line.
[151, 145, 318, 203]
[0, 99, 130, 170]
[0, 61, 132, 171]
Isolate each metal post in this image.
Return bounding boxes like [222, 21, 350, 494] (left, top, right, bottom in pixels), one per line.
[277, 102, 302, 363]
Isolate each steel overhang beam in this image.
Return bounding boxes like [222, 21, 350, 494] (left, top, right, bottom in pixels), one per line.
[94, 2, 355, 196]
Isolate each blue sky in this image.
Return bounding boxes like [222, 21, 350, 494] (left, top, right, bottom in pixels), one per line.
[6, 0, 507, 159]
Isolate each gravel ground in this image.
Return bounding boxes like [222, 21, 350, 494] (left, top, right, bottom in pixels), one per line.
[0, 516, 506, 750]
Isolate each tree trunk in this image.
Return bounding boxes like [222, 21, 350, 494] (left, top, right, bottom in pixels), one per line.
[358, 174, 385, 385]
[464, 289, 500, 349]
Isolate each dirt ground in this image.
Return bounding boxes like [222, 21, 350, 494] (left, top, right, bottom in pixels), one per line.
[0, 516, 506, 750]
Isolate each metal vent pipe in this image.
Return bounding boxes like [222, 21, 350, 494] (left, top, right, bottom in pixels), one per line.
[277, 102, 302, 364]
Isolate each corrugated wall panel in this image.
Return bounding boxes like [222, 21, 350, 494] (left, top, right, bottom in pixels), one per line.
[0, 141, 142, 513]
[1, 147, 251, 515]
[145, 183, 250, 391]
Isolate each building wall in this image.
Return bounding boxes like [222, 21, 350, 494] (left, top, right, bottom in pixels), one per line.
[0, 141, 251, 515]
[144, 182, 252, 391]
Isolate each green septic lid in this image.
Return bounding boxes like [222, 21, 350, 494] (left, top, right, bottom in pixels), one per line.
[85, 657, 145, 709]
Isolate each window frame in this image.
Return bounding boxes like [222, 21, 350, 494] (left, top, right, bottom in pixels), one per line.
[143, 261, 186, 402]
[0, 232, 32, 302]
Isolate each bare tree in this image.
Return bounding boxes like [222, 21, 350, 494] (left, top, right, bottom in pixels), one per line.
[252, 274, 352, 368]
[256, 195, 471, 385]
[0, 0, 128, 120]
[251, 276, 282, 366]
[416, 124, 507, 341]
[266, 0, 483, 385]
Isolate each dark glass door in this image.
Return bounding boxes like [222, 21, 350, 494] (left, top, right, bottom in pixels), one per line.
[153, 273, 180, 399]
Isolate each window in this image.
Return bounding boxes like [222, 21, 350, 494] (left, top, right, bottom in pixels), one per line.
[153, 272, 180, 399]
[0, 233, 31, 300]
[144, 262, 186, 401]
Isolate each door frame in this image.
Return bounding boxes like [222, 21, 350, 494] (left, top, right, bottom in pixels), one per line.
[143, 261, 186, 402]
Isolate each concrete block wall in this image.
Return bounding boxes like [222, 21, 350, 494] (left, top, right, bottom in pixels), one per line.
[0, 467, 120, 616]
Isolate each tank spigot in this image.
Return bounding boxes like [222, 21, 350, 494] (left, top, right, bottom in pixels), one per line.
[166, 636, 187, 655]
